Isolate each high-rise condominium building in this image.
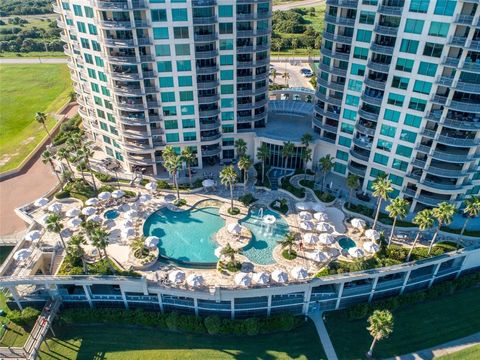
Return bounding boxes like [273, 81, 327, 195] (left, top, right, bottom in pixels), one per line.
[54, 0, 272, 176]
[314, 0, 480, 211]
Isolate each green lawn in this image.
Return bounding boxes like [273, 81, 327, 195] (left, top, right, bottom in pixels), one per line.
[0, 51, 66, 58]
[325, 287, 480, 359]
[0, 14, 58, 31]
[36, 322, 325, 360]
[437, 344, 480, 360]
[0, 63, 71, 172]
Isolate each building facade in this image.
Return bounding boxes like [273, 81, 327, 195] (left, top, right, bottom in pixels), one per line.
[54, 0, 272, 176]
[314, 0, 480, 211]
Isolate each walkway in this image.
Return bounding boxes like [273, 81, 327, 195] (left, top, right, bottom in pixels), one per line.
[308, 310, 338, 360]
[0, 58, 67, 64]
[388, 331, 480, 360]
[273, 0, 325, 11]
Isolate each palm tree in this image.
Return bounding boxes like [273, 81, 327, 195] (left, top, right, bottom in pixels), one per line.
[80, 144, 98, 192]
[318, 155, 334, 192]
[181, 147, 196, 188]
[256, 143, 270, 184]
[57, 147, 73, 173]
[220, 165, 238, 213]
[68, 91, 77, 102]
[68, 234, 87, 271]
[301, 133, 313, 147]
[238, 155, 253, 193]
[301, 147, 312, 180]
[386, 198, 410, 246]
[279, 232, 297, 256]
[130, 237, 148, 258]
[271, 68, 277, 84]
[41, 149, 61, 183]
[46, 213, 67, 250]
[220, 243, 239, 264]
[461, 196, 480, 237]
[371, 176, 393, 230]
[234, 139, 247, 158]
[346, 174, 360, 208]
[164, 153, 182, 202]
[407, 209, 434, 262]
[271, 39, 281, 60]
[282, 71, 290, 86]
[367, 310, 394, 358]
[429, 202, 457, 255]
[35, 112, 52, 142]
[90, 226, 114, 272]
[281, 141, 295, 172]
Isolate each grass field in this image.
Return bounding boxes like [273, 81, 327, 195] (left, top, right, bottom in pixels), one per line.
[437, 344, 480, 360]
[0, 63, 71, 172]
[0, 14, 58, 31]
[0, 51, 65, 58]
[325, 287, 480, 359]
[35, 322, 325, 360]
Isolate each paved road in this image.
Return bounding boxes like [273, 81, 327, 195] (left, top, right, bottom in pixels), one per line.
[271, 61, 314, 89]
[273, 0, 325, 11]
[0, 58, 67, 64]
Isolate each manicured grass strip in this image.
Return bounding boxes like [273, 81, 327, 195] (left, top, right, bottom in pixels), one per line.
[0, 52, 66, 58]
[0, 63, 71, 172]
[436, 344, 480, 360]
[37, 322, 326, 360]
[325, 287, 480, 359]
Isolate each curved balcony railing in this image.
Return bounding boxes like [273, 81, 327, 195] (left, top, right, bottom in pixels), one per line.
[358, 109, 380, 121]
[367, 61, 390, 73]
[314, 105, 340, 121]
[364, 78, 386, 90]
[348, 163, 367, 177]
[355, 122, 376, 136]
[349, 148, 370, 162]
[374, 25, 399, 36]
[321, 47, 350, 61]
[324, 14, 355, 27]
[370, 43, 395, 55]
[313, 118, 339, 133]
[322, 31, 352, 44]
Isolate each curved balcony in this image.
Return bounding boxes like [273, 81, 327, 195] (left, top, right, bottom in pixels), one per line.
[317, 78, 345, 92]
[437, 76, 454, 87]
[116, 101, 145, 111]
[197, 80, 219, 89]
[107, 54, 154, 64]
[237, 13, 256, 20]
[321, 47, 350, 61]
[449, 100, 480, 113]
[455, 14, 474, 25]
[349, 148, 370, 162]
[196, 65, 219, 74]
[255, 72, 269, 81]
[443, 57, 460, 68]
[367, 61, 390, 73]
[128, 155, 155, 166]
[319, 63, 347, 76]
[469, 40, 480, 51]
[324, 14, 355, 27]
[370, 43, 395, 55]
[416, 145, 478, 163]
[411, 159, 471, 178]
[202, 147, 221, 156]
[195, 49, 218, 59]
[199, 108, 220, 117]
[462, 62, 480, 73]
[374, 25, 399, 36]
[237, 45, 254, 54]
[315, 92, 343, 106]
[417, 179, 468, 191]
[109, 71, 142, 81]
[122, 128, 149, 139]
[237, 88, 254, 96]
[255, 58, 270, 66]
[96, 0, 148, 10]
[358, 109, 379, 121]
[113, 86, 144, 96]
[456, 81, 480, 94]
[118, 116, 148, 126]
[326, 0, 358, 9]
[194, 33, 218, 42]
[355, 122, 376, 136]
[256, 43, 270, 52]
[198, 94, 220, 104]
[192, 0, 216, 6]
[104, 38, 134, 47]
[122, 141, 153, 153]
[200, 121, 220, 130]
[378, 5, 403, 16]
[193, 16, 217, 25]
[348, 163, 366, 177]
[322, 31, 352, 45]
[364, 78, 386, 90]
[237, 74, 253, 83]
[237, 29, 255, 37]
[353, 137, 373, 150]
[314, 105, 340, 120]
[313, 118, 339, 133]
[201, 133, 222, 142]
[237, 113, 266, 123]
[237, 60, 254, 68]
[361, 93, 383, 106]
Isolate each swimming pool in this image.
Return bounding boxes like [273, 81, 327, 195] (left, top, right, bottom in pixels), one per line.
[338, 237, 356, 250]
[240, 206, 290, 265]
[104, 209, 120, 220]
[143, 206, 224, 264]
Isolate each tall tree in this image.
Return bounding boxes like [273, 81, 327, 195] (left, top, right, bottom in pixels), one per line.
[238, 155, 253, 193]
[300, 133, 313, 147]
[256, 143, 270, 185]
[80, 144, 98, 192]
[429, 202, 457, 255]
[57, 147, 73, 173]
[407, 209, 434, 262]
[371, 176, 393, 230]
[346, 174, 360, 208]
[68, 234, 87, 271]
[385, 198, 410, 246]
[234, 139, 247, 158]
[46, 213, 67, 251]
[181, 147, 196, 189]
[271, 68, 277, 84]
[90, 225, 114, 273]
[282, 71, 290, 86]
[41, 149, 61, 183]
[281, 141, 295, 172]
[301, 147, 312, 180]
[279, 232, 297, 257]
[366, 310, 394, 358]
[163, 150, 182, 202]
[221, 243, 240, 264]
[220, 165, 238, 213]
[461, 196, 480, 237]
[35, 112, 52, 142]
[318, 154, 334, 192]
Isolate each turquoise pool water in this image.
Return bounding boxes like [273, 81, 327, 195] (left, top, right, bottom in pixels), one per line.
[143, 206, 224, 264]
[240, 206, 290, 265]
[338, 237, 356, 250]
[104, 210, 120, 220]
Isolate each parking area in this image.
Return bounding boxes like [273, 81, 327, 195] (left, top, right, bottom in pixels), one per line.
[270, 62, 315, 90]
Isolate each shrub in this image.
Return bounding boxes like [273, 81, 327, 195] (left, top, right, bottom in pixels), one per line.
[8, 307, 40, 328]
[165, 311, 180, 331]
[228, 207, 240, 215]
[280, 176, 305, 198]
[244, 317, 260, 336]
[270, 199, 288, 215]
[282, 249, 297, 260]
[347, 303, 370, 320]
[238, 193, 257, 206]
[55, 189, 70, 199]
[204, 315, 222, 335]
[174, 198, 187, 207]
[156, 180, 172, 189]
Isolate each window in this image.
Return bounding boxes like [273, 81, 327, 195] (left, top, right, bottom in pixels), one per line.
[370, 168, 385, 178]
[153, 27, 169, 39]
[391, 76, 409, 90]
[384, 109, 400, 123]
[418, 61, 438, 77]
[221, 84, 234, 94]
[359, 11, 375, 25]
[222, 112, 234, 121]
[173, 26, 189, 39]
[389, 174, 403, 186]
[157, 61, 172, 72]
[172, 8, 188, 21]
[73, 4, 83, 16]
[151, 9, 167, 22]
[396, 58, 414, 72]
[423, 42, 443, 57]
[219, 5, 233, 17]
[392, 159, 408, 171]
[178, 76, 192, 86]
[353, 47, 368, 60]
[161, 92, 175, 102]
[343, 109, 357, 121]
[348, 79, 363, 92]
[84, 53, 93, 64]
[220, 39, 233, 50]
[428, 22, 449, 37]
[183, 132, 196, 141]
[222, 124, 234, 133]
[400, 130, 417, 143]
[84, 6, 94, 18]
[408, 98, 427, 111]
[164, 120, 178, 129]
[179, 91, 193, 101]
[77, 21, 86, 33]
[396, 145, 413, 158]
[159, 77, 174, 87]
[434, 0, 456, 16]
[94, 56, 103, 67]
[350, 64, 366, 76]
[341, 123, 354, 134]
[409, 0, 430, 13]
[346, 95, 359, 106]
[377, 139, 392, 152]
[163, 106, 177, 116]
[220, 55, 233, 66]
[380, 124, 396, 138]
[404, 19, 424, 34]
[356, 29, 372, 43]
[400, 39, 419, 54]
[176, 60, 191, 71]
[220, 70, 233, 80]
[387, 93, 405, 107]
[88, 24, 97, 35]
[373, 153, 389, 165]
[404, 114, 422, 127]
[338, 136, 351, 148]
[87, 68, 96, 79]
[80, 38, 90, 49]
[155, 45, 171, 56]
[334, 163, 347, 174]
[175, 44, 190, 56]
[166, 133, 180, 143]
[91, 40, 101, 51]
[91, 83, 99, 93]
[413, 80, 432, 94]
[221, 98, 234, 108]
[182, 119, 196, 128]
[336, 150, 348, 161]
[219, 23, 233, 34]
[181, 105, 194, 115]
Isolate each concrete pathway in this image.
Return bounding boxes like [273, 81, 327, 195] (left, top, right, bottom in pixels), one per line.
[388, 332, 480, 360]
[308, 311, 339, 360]
[273, 0, 325, 11]
[0, 58, 67, 64]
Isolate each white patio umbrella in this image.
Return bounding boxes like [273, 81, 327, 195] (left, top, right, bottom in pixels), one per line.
[98, 191, 111, 201]
[112, 190, 125, 199]
[123, 219, 134, 228]
[24, 230, 41, 242]
[319, 233, 336, 245]
[351, 218, 366, 229]
[186, 274, 204, 287]
[34, 198, 49, 207]
[314, 212, 329, 222]
[252, 272, 270, 285]
[311, 203, 326, 212]
[365, 229, 380, 241]
[122, 227, 135, 238]
[348, 247, 365, 258]
[300, 221, 315, 231]
[66, 208, 80, 218]
[291, 266, 308, 280]
[38, 214, 50, 225]
[202, 179, 215, 187]
[316, 222, 332, 233]
[234, 272, 252, 287]
[168, 270, 186, 284]
[308, 250, 329, 262]
[214, 246, 223, 258]
[295, 202, 310, 211]
[298, 211, 313, 221]
[125, 209, 139, 219]
[87, 214, 102, 223]
[138, 194, 152, 203]
[48, 203, 62, 214]
[82, 206, 96, 216]
[144, 236, 159, 249]
[363, 241, 380, 253]
[13, 249, 32, 261]
[85, 197, 99, 206]
[271, 269, 288, 283]
[227, 222, 242, 235]
[145, 181, 157, 192]
[67, 217, 82, 228]
[303, 232, 319, 245]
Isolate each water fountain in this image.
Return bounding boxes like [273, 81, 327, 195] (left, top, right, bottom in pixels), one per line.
[253, 207, 264, 224]
[262, 214, 276, 235]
